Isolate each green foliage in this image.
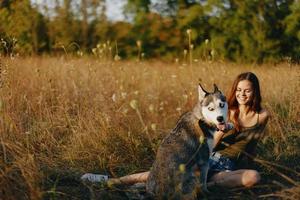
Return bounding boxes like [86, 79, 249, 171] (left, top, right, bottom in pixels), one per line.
[0, 0, 46, 54]
[284, 1, 300, 59]
[207, 0, 289, 62]
[0, 0, 299, 62]
[47, 0, 80, 52]
[126, 0, 151, 13]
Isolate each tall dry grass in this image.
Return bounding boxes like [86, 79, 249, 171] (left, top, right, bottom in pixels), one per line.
[0, 56, 299, 199]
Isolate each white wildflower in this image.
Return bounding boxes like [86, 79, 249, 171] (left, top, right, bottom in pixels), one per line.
[149, 104, 154, 112]
[112, 93, 116, 102]
[121, 92, 127, 99]
[130, 99, 138, 110]
[151, 123, 157, 131]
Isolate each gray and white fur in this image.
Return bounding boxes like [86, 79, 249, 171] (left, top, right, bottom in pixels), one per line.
[146, 84, 231, 200]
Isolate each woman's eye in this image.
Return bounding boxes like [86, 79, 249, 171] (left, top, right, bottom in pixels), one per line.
[208, 107, 214, 111]
[220, 103, 224, 108]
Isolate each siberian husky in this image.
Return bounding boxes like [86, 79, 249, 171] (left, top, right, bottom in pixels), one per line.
[146, 84, 232, 199]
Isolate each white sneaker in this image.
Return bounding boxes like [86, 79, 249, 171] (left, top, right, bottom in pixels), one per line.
[80, 173, 109, 183]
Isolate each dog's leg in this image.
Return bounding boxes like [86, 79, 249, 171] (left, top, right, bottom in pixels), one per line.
[199, 163, 210, 193]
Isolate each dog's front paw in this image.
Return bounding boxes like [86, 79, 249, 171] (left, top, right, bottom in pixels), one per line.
[200, 185, 211, 194]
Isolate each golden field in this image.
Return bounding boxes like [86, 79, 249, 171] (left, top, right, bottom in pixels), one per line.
[0, 57, 299, 199]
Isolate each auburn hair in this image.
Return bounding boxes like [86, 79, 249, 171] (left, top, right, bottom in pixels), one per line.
[227, 72, 262, 131]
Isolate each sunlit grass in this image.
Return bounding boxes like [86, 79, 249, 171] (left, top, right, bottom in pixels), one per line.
[0, 56, 299, 199]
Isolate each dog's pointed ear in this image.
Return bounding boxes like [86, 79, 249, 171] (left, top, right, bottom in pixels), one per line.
[198, 84, 208, 100]
[213, 84, 220, 93]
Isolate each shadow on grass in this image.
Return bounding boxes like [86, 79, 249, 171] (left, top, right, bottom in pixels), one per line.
[41, 152, 299, 200]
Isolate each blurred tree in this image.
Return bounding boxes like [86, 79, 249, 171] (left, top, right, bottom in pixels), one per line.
[151, 0, 178, 16]
[208, 0, 293, 62]
[124, 0, 184, 58]
[110, 21, 133, 58]
[0, 0, 298, 62]
[124, 0, 151, 57]
[125, 0, 211, 59]
[80, 0, 104, 50]
[176, 1, 211, 58]
[0, 0, 12, 9]
[92, 1, 110, 47]
[48, 0, 80, 53]
[284, 0, 300, 60]
[81, 0, 89, 49]
[86, 0, 104, 50]
[0, 0, 48, 54]
[125, 0, 151, 15]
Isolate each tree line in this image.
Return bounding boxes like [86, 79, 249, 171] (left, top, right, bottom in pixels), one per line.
[0, 0, 299, 63]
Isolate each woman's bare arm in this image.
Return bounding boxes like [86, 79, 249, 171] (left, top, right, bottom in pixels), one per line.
[213, 130, 225, 148]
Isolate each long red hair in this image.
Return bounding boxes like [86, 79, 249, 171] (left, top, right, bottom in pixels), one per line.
[227, 72, 262, 131]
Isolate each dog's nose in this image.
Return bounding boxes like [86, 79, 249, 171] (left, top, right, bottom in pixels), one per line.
[217, 116, 224, 122]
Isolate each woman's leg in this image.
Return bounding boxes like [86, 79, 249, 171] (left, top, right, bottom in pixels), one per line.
[208, 169, 260, 188]
[109, 171, 150, 185]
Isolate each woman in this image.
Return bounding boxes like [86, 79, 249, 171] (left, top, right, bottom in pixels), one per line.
[207, 71, 269, 188]
[81, 72, 269, 189]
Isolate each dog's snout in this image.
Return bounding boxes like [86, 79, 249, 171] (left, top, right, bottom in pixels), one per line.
[217, 116, 224, 122]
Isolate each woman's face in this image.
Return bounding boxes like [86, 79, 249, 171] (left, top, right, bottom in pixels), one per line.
[235, 80, 254, 105]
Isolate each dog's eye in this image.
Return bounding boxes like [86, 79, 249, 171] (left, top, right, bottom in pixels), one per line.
[221, 96, 226, 102]
[208, 107, 214, 111]
[220, 103, 224, 108]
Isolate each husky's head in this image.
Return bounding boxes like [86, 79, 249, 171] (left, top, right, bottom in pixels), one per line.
[197, 84, 228, 126]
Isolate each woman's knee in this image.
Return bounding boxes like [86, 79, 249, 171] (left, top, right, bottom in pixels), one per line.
[241, 170, 260, 187]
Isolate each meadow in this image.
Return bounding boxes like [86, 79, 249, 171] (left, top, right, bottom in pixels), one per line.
[0, 56, 299, 199]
